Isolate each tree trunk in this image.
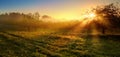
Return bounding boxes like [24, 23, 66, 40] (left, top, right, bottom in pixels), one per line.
[102, 27, 105, 34]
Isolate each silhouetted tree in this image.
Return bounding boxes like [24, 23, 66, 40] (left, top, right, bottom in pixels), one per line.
[93, 3, 120, 34]
[28, 13, 33, 17]
[34, 12, 40, 20]
[42, 15, 51, 19]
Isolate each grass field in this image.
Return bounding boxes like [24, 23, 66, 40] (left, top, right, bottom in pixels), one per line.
[0, 29, 120, 57]
[0, 1, 120, 57]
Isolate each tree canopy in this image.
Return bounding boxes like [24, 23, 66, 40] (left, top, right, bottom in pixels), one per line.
[93, 3, 120, 28]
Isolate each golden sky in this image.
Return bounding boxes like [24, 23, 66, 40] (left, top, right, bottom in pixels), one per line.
[0, 0, 119, 19]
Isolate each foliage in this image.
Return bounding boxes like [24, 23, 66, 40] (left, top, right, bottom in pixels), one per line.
[93, 3, 120, 28]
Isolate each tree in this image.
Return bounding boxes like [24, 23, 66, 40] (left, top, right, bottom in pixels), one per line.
[34, 12, 40, 20]
[93, 3, 120, 34]
[42, 15, 51, 19]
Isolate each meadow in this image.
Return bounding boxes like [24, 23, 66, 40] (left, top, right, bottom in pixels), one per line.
[0, 3, 120, 57]
[0, 21, 120, 57]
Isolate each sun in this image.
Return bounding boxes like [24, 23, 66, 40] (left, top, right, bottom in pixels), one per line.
[89, 13, 96, 18]
[84, 12, 96, 19]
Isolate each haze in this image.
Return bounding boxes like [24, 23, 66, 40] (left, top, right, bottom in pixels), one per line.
[0, 0, 119, 19]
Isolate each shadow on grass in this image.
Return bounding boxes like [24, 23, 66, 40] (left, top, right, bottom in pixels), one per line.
[82, 34, 120, 57]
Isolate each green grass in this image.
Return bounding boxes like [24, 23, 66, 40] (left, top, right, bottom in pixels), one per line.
[0, 30, 120, 57]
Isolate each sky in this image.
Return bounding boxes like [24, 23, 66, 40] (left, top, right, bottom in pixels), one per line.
[0, 0, 120, 19]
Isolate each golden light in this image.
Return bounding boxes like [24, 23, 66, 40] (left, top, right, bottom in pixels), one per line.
[84, 12, 96, 19]
[89, 13, 96, 18]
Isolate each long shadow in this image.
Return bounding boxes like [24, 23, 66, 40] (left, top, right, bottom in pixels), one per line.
[98, 35, 120, 41]
[82, 34, 120, 56]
